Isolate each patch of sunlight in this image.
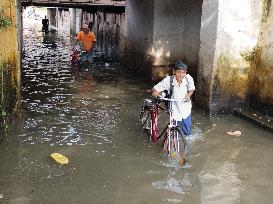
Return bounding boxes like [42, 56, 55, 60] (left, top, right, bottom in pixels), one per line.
[220, 0, 261, 55]
[148, 44, 170, 65]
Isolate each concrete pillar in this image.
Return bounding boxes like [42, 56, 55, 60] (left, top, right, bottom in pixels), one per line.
[125, 0, 155, 77]
[16, 0, 22, 110]
[75, 9, 83, 33]
[195, 0, 219, 110]
[48, 8, 57, 31]
[196, 0, 263, 113]
[150, 0, 202, 80]
[56, 8, 70, 34]
[16, 0, 23, 67]
[70, 8, 76, 36]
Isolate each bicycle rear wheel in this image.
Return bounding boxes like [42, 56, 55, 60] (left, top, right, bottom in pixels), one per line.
[140, 108, 153, 140]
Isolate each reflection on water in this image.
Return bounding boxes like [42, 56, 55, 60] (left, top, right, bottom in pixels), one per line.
[199, 161, 243, 204]
[152, 171, 192, 195]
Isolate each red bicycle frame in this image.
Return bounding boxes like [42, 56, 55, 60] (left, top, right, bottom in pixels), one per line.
[151, 106, 158, 143]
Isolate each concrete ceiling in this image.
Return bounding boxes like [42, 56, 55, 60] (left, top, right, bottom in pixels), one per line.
[21, 0, 126, 7]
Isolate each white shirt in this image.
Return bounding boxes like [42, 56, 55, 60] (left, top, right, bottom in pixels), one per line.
[154, 74, 195, 120]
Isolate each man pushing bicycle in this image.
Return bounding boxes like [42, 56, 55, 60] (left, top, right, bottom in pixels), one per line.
[151, 61, 195, 136]
[75, 24, 96, 64]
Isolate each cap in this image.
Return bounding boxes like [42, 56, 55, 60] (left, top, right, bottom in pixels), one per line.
[82, 24, 89, 29]
[174, 60, 187, 70]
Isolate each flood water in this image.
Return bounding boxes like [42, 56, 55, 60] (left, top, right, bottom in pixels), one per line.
[0, 12, 273, 204]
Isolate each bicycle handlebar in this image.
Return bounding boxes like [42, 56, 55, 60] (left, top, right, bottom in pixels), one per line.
[155, 96, 190, 103]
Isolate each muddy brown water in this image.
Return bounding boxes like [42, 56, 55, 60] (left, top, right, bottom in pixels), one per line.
[0, 16, 273, 204]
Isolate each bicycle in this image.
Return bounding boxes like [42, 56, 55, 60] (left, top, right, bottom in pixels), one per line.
[71, 44, 94, 73]
[140, 96, 188, 165]
[140, 97, 162, 142]
[71, 44, 81, 72]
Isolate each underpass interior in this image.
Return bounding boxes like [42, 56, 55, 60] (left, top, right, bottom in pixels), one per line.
[0, 1, 273, 203]
[24, 0, 204, 83]
[21, 1, 204, 95]
[10, 17, 273, 202]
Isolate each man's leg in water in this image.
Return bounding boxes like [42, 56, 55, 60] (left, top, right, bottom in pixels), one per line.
[176, 115, 192, 162]
[86, 51, 94, 70]
[86, 51, 94, 63]
[80, 52, 88, 65]
[176, 114, 192, 136]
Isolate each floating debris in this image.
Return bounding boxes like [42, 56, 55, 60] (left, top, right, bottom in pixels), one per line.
[171, 152, 177, 158]
[50, 153, 69, 164]
[226, 131, 242, 137]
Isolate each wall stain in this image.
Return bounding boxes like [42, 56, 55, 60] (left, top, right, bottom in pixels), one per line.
[214, 45, 273, 115]
[247, 46, 273, 115]
[216, 55, 250, 99]
[246, 0, 273, 116]
[0, 60, 20, 129]
[212, 0, 273, 116]
[205, 54, 249, 113]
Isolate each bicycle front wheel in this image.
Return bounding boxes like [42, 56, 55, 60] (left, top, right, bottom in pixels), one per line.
[169, 127, 187, 165]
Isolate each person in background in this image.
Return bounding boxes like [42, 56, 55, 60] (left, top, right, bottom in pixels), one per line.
[42, 16, 49, 33]
[75, 24, 96, 63]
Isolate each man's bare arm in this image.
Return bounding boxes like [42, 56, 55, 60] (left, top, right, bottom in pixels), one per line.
[185, 90, 194, 100]
[151, 88, 161, 97]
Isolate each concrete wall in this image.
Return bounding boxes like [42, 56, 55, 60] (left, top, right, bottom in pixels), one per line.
[0, 0, 21, 128]
[182, 0, 203, 78]
[125, 0, 202, 81]
[47, 8, 71, 33]
[150, 0, 186, 81]
[125, 0, 273, 115]
[248, 0, 273, 116]
[81, 8, 125, 61]
[125, 0, 155, 76]
[69, 8, 76, 35]
[214, 0, 262, 112]
[57, 8, 70, 34]
[196, 0, 219, 110]
[151, 0, 185, 66]
[48, 8, 57, 30]
[197, 0, 264, 113]
[152, 0, 202, 76]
